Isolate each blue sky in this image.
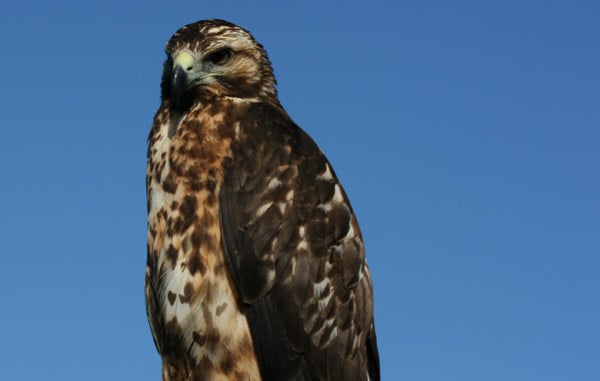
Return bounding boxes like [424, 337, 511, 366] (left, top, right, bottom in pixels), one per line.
[1, 1, 599, 380]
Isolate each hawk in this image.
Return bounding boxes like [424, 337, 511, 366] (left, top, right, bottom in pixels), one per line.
[146, 19, 379, 381]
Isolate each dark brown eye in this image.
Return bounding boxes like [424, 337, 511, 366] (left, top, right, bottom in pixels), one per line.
[207, 48, 233, 66]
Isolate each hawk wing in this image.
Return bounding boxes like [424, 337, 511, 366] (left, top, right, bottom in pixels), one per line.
[219, 102, 379, 381]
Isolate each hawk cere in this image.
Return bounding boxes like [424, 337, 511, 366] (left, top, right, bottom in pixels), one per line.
[146, 19, 379, 380]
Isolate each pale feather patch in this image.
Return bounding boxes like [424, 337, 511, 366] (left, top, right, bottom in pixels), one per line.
[324, 259, 333, 273]
[162, 258, 194, 322]
[318, 289, 333, 313]
[317, 184, 344, 212]
[277, 201, 288, 214]
[317, 203, 332, 212]
[205, 26, 229, 35]
[327, 326, 339, 346]
[234, 121, 241, 138]
[256, 201, 273, 218]
[295, 230, 308, 259]
[352, 332, 361, 353]
[149, 187, 166, 217]
[317, 164, 334, 181]
[313, 278, 329, 297]
[282, 256, 297, 285]
[297, 240, 308, 251]
[267, 177, 281, 189]
[357, 264, 365, 282]
[309, 316, 337, 348]
[332, 184, 344, 203]
[345, 222, 356, 241]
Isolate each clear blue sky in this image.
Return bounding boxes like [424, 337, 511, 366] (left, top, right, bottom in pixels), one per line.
[1, 1, 599, 380]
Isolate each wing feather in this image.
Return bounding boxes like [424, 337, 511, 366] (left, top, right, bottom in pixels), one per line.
[219, 102, 379, 381]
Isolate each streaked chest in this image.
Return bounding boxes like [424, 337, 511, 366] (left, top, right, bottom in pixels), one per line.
[146, 103, 259, 378]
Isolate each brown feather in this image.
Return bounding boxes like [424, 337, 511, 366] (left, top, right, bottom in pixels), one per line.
[146, 19, 379, 381]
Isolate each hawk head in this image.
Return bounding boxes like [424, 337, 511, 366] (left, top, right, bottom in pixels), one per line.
[161, 19, 279, 112]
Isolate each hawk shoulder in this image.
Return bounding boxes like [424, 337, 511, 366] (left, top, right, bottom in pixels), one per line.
[219, 101, 379, 380]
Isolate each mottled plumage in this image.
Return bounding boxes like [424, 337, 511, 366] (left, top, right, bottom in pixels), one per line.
[146, 19, 379, 381]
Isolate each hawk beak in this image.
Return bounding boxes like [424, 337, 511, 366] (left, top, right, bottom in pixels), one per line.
[171, 51, 195, 111]
[171, 65, 189, 107]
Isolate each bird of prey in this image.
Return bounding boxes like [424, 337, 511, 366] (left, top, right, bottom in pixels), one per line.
[146, 19, 379, 381]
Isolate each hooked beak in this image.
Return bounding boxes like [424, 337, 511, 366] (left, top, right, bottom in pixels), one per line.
[170, 51, 196, 111]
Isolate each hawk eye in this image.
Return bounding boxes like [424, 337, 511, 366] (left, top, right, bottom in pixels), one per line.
[208, 48, 233, 66]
